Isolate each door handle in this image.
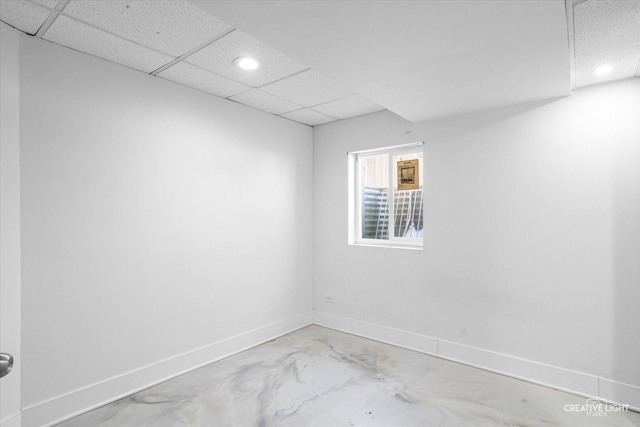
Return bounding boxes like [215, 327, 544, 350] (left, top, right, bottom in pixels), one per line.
[0, 353, 13, 378]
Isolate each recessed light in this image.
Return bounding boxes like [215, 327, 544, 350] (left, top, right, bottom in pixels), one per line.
[593, 64, 613, 75]
[234, 57, 260, 71]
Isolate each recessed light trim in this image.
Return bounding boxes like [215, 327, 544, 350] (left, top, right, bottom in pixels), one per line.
[593, 64, 613, 75]
[234, 57, 260, 71]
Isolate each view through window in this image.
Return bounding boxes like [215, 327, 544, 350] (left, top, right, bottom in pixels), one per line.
[350, 143, 424, 248]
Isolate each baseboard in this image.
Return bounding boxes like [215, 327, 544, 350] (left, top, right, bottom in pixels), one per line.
[599, 377, 640, 412]
[312, 310, 640, 411]
[19, 310, 638, 427]
[23, 311, 313, 427]
[0, 413, 21, 427]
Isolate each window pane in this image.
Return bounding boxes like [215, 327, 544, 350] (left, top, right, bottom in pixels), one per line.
[393, 152, 423, 238]
[360, 154, 389, 239]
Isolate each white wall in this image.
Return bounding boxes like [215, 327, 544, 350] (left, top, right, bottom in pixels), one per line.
[18, 35, 313, 425]
[314, 79, 640, 406]
[10, 23, 639, 424]
[0, 22, 22, 427]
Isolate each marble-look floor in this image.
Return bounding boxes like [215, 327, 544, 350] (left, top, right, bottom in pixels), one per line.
[56, 325, 639, 426]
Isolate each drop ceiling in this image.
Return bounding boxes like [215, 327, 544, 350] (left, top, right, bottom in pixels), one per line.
[1, 0, 639, 126]
[572, 0, 640, 88]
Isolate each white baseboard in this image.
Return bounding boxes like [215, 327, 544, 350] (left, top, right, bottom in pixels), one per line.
[312, 310, 640, 412]
[20, 310, 638, 427]
[600, 377, 640, 412]
[23, 312, 312, 427]
[0, 413, 21, 427]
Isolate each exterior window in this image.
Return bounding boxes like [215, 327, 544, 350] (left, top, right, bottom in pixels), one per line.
[349, 142, 424, 248]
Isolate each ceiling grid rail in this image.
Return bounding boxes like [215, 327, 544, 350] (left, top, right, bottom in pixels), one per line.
[34, 0, 69, 38]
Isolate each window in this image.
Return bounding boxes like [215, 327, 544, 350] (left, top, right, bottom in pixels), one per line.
[348, 142, 424, 248]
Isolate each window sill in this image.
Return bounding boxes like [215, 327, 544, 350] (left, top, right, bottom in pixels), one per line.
[350, 242, 423, 250]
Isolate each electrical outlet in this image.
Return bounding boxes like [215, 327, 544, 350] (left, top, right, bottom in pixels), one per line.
[325, 293, 336, 304]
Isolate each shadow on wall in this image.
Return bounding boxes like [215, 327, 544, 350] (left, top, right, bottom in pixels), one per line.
[613, 100, 640, 396]
[422, 96, 566, 133]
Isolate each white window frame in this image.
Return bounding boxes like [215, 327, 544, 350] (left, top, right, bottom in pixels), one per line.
[348, 141, 424, 249]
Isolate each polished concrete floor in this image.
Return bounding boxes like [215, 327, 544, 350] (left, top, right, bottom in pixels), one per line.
[57, 325, 639, 426]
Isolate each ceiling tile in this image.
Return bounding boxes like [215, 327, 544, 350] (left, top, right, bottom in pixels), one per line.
[186, 30, 308, 87]
[0, 0, 51, 34]
[30, 0, 59, 9]
[62, 0, 232, 56]
[158, 62, 250, 98]
[229, 89, 302, 115]
[44, 15, 173, 73]
[574, 0, 640, 58]
[281, 108, 336, 127]
[575, 44, 640, 88]
[312, 94, 385, 120]
[261, 70, 353, 108]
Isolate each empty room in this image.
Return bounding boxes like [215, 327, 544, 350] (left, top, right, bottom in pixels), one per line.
[1, 0, 639, 426]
